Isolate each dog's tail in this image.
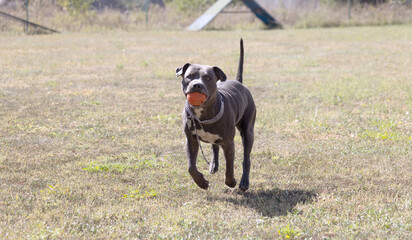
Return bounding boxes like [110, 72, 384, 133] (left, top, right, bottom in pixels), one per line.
[235, 38, 244, 84]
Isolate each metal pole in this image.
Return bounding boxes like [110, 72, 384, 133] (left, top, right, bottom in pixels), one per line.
[25, 0, 29, 33]
[145, 0, 149, 26]
[347, 0, 352, 21]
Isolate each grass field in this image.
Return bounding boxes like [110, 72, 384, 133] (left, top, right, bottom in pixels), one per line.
[0, 26, 411, 239]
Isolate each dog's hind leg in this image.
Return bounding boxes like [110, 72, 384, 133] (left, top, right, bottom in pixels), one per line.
[239, 128, 253, 191]
[238, 111, 256, 191]
[209, 144, 219, 174]
[222, 141, 237, 188]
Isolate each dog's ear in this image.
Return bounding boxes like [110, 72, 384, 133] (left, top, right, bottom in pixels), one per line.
[176, 63, 191, 78]
[213, 66, 227, 82]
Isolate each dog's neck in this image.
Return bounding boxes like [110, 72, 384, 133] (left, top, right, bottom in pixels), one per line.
[191, 93, 222, 121]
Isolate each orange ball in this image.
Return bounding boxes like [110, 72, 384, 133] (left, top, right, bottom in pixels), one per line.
[187, 92, 207, 106]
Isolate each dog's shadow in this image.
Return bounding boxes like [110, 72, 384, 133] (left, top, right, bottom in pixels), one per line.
[210, 188, 317, 217]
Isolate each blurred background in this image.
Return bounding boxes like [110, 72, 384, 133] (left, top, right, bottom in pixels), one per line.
[1, 0, 412, 33]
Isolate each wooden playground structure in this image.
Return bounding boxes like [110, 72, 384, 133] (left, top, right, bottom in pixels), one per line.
[187, 0, 282, 31]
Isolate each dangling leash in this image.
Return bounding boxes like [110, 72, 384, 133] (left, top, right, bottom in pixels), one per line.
[185, 95, 225, 166]
[190, 117, 210, 165]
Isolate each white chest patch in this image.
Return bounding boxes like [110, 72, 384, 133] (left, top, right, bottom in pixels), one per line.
[193, 108, 203, 118]
[193, 128, 222, 144]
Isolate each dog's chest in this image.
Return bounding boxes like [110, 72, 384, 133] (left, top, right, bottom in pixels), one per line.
[192, 128, 222, 144]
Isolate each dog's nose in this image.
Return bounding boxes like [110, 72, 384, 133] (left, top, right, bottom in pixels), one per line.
[193, 83, 203, 90]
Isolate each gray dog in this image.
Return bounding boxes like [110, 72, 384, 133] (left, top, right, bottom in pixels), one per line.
[176, 39, 256, 191]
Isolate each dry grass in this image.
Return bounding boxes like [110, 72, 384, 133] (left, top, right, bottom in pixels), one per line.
[0, 26, 411, 239]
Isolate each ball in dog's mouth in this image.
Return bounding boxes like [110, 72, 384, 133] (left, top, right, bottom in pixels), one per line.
[187, 92, 207, 106]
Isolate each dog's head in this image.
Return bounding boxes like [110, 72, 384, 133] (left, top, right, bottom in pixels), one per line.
[176, 63, 226, 107]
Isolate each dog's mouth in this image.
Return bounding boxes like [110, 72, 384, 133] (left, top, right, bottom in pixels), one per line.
[186, 91, 209, 107]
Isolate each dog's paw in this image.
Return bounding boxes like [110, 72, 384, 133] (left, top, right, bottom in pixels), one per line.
[196, 179, 209, 190]
[225, 178, 237, 188]
[239, 179, 249, 191]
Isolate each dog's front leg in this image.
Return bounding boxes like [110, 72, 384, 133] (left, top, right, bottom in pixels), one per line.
[186, 136, 209, 190]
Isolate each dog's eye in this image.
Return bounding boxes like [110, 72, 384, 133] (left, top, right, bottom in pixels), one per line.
[204, 76, 211, 81]
[186, 74, 193, 79]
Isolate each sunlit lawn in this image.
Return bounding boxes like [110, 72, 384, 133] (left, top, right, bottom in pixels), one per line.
[0, 25, 411, 239]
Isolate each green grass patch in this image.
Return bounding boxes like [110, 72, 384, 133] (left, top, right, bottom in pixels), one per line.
[83, 161, 129, 173]
[40, 183, 72, 198]
[82, 152, 168, 173]
[361, 118, 411, 142]
[122, 189, 158, 199]
[278, 224, 302, 240]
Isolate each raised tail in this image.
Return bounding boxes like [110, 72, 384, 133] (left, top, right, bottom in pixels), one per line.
[235, 38, 244, 84]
